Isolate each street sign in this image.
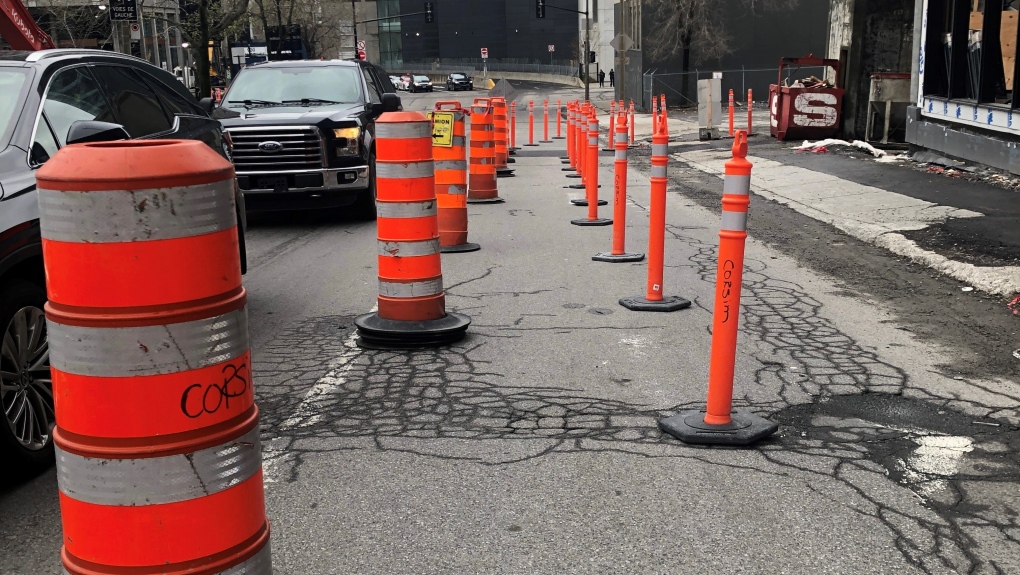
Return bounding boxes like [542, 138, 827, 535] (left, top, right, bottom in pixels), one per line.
[713, 71, 723, 79]
[428, 112, 455, 147]
[356, 40, 366, 50]
[481, 47, 488, 59]
[609, 34, 633, 52]
[109, 0, 137, 21]
[547, 44, 554, 52]
[357, 49, 367, 61]
[129, 22, 140, 39]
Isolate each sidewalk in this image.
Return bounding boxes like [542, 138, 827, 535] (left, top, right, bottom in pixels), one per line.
[585, 91, 1020, 297]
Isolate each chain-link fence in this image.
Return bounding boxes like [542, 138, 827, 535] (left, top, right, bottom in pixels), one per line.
[380, 58, 579, 78]
[643, 66, 830, 110]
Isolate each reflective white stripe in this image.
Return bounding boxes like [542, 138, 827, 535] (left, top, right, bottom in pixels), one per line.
[379, 278, 444, 297]
[652, 143, 668, 157]
[651, 165, 667, 178]
[220, 542, 273, 575]
[615, 133, 628, 143]
[378, 238, 441, 257]
[723, 174, 751, 195]
[615, 150, 627, 161]
[588, 136, 598, 145]
[589, 122, 598, 130]
[48, 307, 249, 377]
[377, 122, 432, 139]
[376, 201, 437, 218]
[435, 160, 467, 171]
[721, 210, 748, 231]
[39, 181, 236, 243]
[376, 161, 434, 179]
[446, 184, 467, 195]
[56, 426, 261, 506]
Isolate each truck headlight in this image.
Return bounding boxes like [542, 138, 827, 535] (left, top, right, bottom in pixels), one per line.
[333, 127, 360, 139]
[333, 127, 360, 157]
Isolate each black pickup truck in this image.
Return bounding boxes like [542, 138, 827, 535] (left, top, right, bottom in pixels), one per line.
[212, 59, 401, 218]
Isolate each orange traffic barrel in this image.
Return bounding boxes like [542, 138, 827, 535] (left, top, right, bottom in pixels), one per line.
[431, 101, 480, 253]
[355, 111, 471, 349]
[490, 97, 515, 177]
[467, 98, 503, 204]
[658, 131, 777, 445]
[35, 140, 271, 575]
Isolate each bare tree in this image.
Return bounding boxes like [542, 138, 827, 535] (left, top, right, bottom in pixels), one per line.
[35, 1, 113, 48]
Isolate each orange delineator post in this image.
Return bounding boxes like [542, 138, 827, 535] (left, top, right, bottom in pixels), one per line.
[603, 101, 616, 152]
[659, 94, 668, 139]
[510, 101, 518, 152]
[555, 99, 565, 139]
[619, 116, 691, 313]
[525, 100, 538, 146]
[747, 89, 753, 135]
[658, 131, 778, 445]
[541, 99, 552, 143]
[431, 102, 480, 253]
[563, 102, 576, 170]
[355, 111, 471, 349]
[651, 97, 658, 133]
[728, 89, 735, 137]
[467, 98, 503, 204]
[594, 109, 644, 263]
[570, 105, 607, 206]
[571, 111, 611, 226]
[36, 140, 273, 575]
[567, 102, 586, 189]
[629, 100, 636, 145]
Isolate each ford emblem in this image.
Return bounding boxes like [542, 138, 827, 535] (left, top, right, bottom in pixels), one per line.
[258, 141, 283, 153]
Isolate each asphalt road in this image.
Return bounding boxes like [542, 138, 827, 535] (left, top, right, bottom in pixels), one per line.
[2, 81, 1018, 575]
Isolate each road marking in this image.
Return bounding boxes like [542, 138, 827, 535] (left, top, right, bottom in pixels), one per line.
[262, 307, 374, 484]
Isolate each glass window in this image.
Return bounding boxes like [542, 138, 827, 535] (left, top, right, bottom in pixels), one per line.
[41, 66, 116, 146]
[361, 66, 382, 104]
[91, 65, 173, 137]
[136, 69, 204, 117]
[30, 116, 59, 166]
[0, 69, 30, 149]
[223, 66, 364, 107]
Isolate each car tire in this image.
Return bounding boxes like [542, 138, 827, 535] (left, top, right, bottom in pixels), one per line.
[0, 279, 54, 482]
[352, 149, 377, 221]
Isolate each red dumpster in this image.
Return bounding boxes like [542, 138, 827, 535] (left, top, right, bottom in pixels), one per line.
[769, 55, 844, 141]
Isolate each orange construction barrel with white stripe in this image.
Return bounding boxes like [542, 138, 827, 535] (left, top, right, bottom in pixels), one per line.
[431, 101, 480, 253]
[490, 97, 514, 177]
[467, 98, 503, 204]
[35, 140, 271, 575]
[354, 111, 471, 349]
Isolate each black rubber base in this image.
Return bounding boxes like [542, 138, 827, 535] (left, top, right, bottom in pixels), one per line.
[507, 158, 516, 164]
[592, 251, 645, 262]
[524, 143, 539, 146]
[658, 410, 779, 446]
[509, 149, 518, 155]
[570, 198, 607, 206]
[619, 295, 692, 312]
[571, 218, 613, 226]
[567, 184, 586, 189]
[566, 173, 582, 178]
[560, 156, 569, 161]
[496, 168, 515, 177]
[354, 312, 471, 350]
[467, 197, 505, 204]
[554, 137, 566, 140]
[561, 167, 575, 171]
[602, 147, 615, 152]
[441, 242, 481, 253]
[540, 140, 553, 143]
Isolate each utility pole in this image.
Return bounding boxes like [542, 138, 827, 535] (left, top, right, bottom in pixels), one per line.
[351, 0, 358, 57]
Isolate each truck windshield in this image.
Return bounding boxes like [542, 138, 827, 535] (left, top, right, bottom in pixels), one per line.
[0, 69, 30, 149]
[224, 66, 363, 107]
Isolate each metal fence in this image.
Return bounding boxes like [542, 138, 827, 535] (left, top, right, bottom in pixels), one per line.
[380, 58, 579, 78]
[642, 66, 830, 110]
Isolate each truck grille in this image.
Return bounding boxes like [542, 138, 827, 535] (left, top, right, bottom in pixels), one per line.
[226, 127, 324, 172]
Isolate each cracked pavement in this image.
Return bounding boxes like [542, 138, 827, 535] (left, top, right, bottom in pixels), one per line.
[1, 83, 1017, 574]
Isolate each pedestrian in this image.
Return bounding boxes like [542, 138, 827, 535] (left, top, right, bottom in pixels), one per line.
[609, 69, 615, 87]
[598, 69, 605, 88]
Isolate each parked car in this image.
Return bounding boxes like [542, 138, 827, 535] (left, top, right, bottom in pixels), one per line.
[399, 73, 412, 90]
[409, 75, 433, 93]
[389, 75, 401, 90]
[212, 59, 402, 216]
[0, 49, 247, 480]
[446, 73, 473, 91]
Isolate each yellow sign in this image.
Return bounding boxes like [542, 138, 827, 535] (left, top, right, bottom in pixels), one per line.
[429, 111, 455, 147]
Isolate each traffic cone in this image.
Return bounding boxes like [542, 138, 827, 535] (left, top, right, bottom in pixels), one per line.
[430, 101, 480, 253]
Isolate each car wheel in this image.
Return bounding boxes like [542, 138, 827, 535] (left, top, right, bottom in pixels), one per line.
[352, 149, 377, 221]
[0, 279, 54, 481]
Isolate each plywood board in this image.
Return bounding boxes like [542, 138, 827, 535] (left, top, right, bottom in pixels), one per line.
[969, 11, 1018, 90]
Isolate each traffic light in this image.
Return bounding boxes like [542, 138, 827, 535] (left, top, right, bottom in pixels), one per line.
[425, 2, 434, 23]
[588, 51, 596, 63]
[536, 0, 545, 18]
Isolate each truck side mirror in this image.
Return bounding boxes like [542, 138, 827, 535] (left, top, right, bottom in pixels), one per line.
[199, 97, 216, 113]
[65, 121, 130, 145]
[381, 93, 401, 112]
